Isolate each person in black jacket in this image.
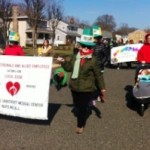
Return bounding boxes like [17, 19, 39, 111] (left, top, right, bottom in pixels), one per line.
[73, 42, 80, 55]
[103, 38, 111, 68]
[92, 25, 107, 73]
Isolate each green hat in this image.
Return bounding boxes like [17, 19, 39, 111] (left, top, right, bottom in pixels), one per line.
[92, 25, 102, 37]
[78, 28, 95, 46]
[9, 31, 20, 42]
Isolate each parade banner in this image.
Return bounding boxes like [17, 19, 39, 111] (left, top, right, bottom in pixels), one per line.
[111, 44, 143, 64]
[0, 56, 53, 120]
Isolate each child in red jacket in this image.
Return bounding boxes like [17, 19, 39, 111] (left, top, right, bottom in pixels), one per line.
[3, 31, 24, 56]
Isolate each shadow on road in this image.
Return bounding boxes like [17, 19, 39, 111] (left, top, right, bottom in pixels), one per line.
[66, 104, 102, 119]
[0, 103, 61, 125]
[125, 85, 150, 116]
[124, 85, 140, 115]
[90, 106, 102, 118]
[105, 63, 137, 70]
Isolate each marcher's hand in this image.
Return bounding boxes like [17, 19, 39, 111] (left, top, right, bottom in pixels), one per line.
[100, 89, 106, 103]
[57, 56, 65, 62]
[0, 48, 3, 55]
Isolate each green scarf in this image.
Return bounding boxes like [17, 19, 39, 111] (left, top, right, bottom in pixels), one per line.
[71, 52, 92, 79]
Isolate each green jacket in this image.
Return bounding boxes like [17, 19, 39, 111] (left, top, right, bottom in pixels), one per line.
[62, 55, 105, 92]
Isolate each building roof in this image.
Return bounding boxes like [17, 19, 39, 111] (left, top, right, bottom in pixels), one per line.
[128, 29, 146, 43]
[102, 30, 112, 38]
[26, 28, 52, 34]
[57, 28, 81, 37]
[128, 29, 146, 35]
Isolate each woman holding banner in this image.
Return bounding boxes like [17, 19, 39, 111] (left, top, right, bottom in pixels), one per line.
[126, 40, 134, 69]
[116, 38, 124, 69]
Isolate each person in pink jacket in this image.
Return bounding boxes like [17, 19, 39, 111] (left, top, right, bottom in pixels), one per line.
[3, 31, 24, 56]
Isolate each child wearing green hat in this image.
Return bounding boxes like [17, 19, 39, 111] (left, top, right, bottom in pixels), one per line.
[57, 28, 106, 134]
[3, 31, 24, 56]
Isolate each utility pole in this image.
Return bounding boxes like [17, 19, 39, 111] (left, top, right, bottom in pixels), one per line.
[12, 5, 18, 32]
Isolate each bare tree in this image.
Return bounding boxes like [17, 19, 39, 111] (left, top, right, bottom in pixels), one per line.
[63, 16, 78, 24]
[22, 0, 46, 55]
[94, 14, 116, 32]
[115, 23, 137, 36]
[0, 0, 13, 46]
[63, 16, 90, 28]
[144, 27, 150, 33]
[78, 20, 91, 28]
[47, 0, 63, 45]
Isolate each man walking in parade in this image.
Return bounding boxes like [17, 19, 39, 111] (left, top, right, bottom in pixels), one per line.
[92, 25, 107, 73]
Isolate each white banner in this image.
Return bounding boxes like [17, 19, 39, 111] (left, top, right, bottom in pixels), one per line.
[111, 44, 143, 64]
[0, 56, 53, 120]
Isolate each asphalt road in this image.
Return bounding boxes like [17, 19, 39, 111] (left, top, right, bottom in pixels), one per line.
[0, 66, 150, 150]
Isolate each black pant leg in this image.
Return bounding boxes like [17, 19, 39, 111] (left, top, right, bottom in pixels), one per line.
[71, 91, 91, 128]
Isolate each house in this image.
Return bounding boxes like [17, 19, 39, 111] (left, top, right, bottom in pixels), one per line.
[128, 30, 147, 43]
[8, 6, 52, 47]
[7, 6, 82, 47]
[9, 16, 52, 47]
[48, 20, 82, 46]
[9, 18, 82, 47]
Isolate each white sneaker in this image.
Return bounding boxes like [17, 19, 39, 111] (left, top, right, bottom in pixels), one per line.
[97, 96, 101, 102]
[92, 100, 96, 106]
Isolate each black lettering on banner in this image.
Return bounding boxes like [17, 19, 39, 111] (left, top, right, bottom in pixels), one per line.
[9, 105, 19, 110]
[2, 105, 9, 109]
[31, 103, 43, 107]
[26, 85, 36, 88]
[18, 101, 30, 106]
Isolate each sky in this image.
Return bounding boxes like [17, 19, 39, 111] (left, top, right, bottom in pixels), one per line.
[15, 0, 150, 29]
[62, 0, 150, 29]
